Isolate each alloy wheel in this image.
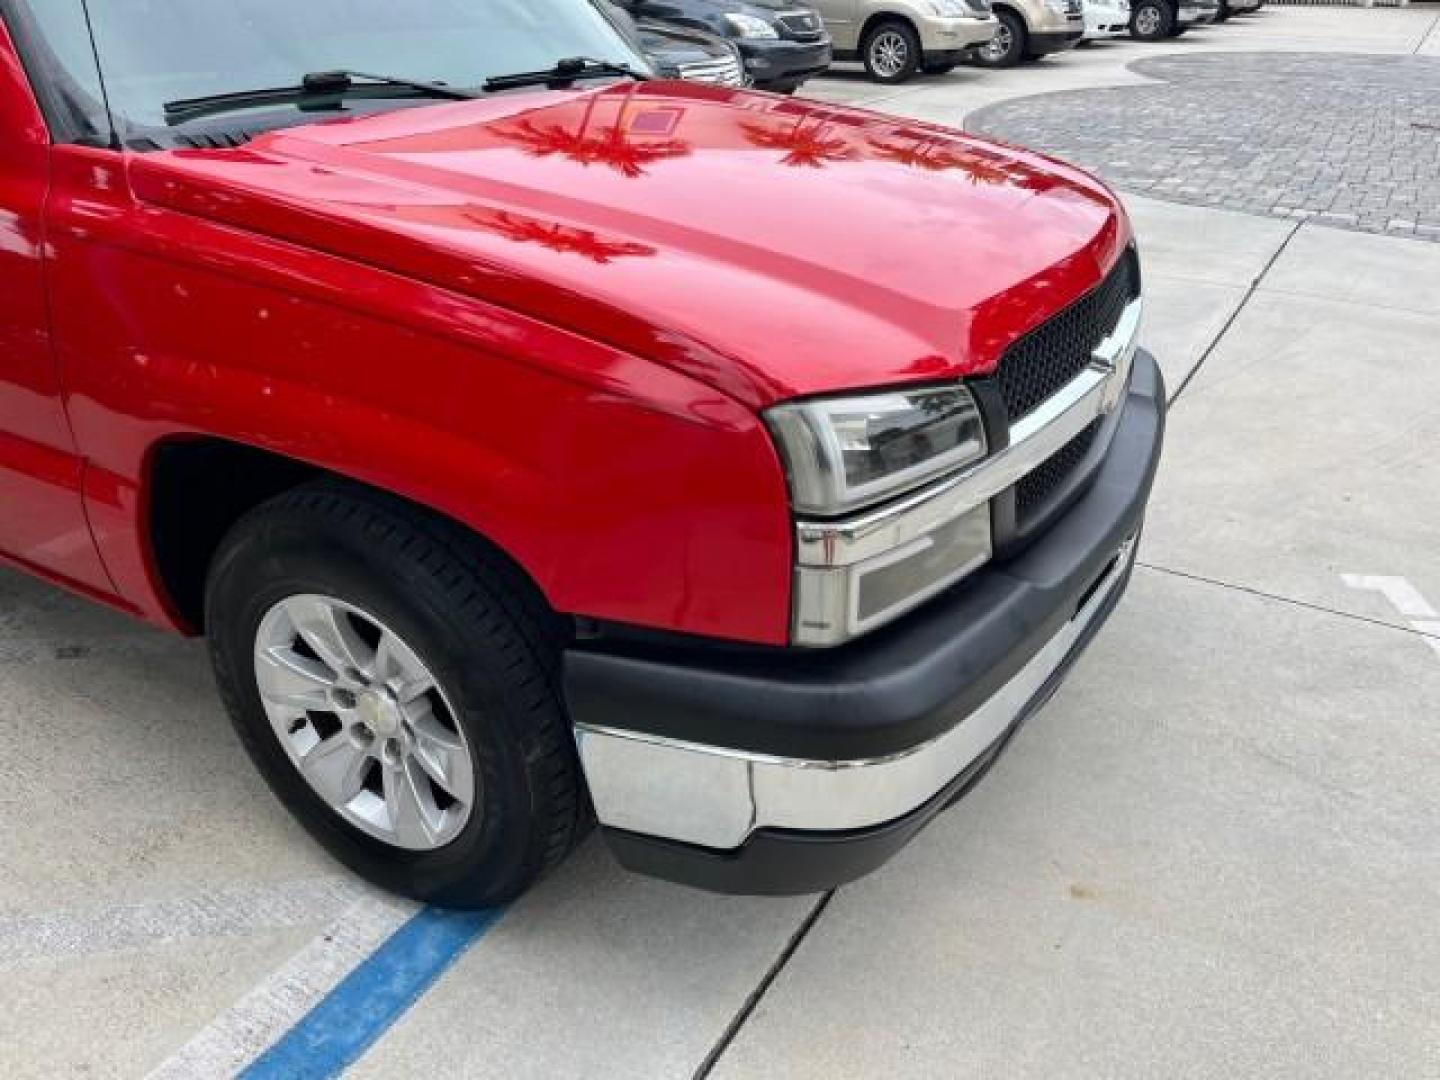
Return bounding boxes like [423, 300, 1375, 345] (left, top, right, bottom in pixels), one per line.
[870, 30, 910, 78]
[253, 594, 477, 851]
[984, 23, 1014, 62]
[1136, 5, 1162, 34]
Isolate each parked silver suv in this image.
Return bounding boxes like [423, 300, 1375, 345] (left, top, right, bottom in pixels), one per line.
[815, 0, 999, 83]
[974, 0, 1083, 67]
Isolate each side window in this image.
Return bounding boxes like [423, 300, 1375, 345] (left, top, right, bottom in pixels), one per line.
[1, 0, 110, 145]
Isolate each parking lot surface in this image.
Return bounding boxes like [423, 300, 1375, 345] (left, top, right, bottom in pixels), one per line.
[970, 52, 1440, 237]
[3, 6, 1439, 1078]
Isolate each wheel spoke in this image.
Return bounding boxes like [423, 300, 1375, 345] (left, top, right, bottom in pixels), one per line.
[285, 596, 374, 678]
[256, 646, 335, 711]
[409, 710, 474, 800]
[255, 592, 475, 853]
[385, 758, 443, 847]
[375, 630, 435, 701]
[298, 733, 370, 807]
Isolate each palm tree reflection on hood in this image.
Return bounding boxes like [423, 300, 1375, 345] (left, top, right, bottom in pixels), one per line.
[739, 114, 856, 169]
[464, 208, 655, 263]
[867, 133, 974, 173]
[495, 84, 690, 178]
[868, 130, 1047, 189]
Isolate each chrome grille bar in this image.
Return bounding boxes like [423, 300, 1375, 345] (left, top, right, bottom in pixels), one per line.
[796, 297, 1142, 572]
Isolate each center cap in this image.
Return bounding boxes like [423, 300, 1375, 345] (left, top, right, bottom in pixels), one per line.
[357, 692, 401, 738]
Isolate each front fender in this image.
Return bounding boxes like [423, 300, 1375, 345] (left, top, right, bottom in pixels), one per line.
[48, 148, 795, 645]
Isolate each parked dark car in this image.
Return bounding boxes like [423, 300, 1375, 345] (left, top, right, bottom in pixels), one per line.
[609, 0, 832, 92]
[1214, 0, 1260, 20]
[604, 3, 749, 85]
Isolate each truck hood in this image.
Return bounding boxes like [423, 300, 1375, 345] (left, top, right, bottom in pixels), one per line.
[129, 82, 1129, 409]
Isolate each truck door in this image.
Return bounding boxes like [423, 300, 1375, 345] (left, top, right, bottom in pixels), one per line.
[0, 10, 110, 591]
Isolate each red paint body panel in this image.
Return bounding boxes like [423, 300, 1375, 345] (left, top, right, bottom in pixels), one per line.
[0, 19, 114, 594]
[47, 148, 794, 642]
[130, 83, 1129, 410]
[0, 27, 1131, 645]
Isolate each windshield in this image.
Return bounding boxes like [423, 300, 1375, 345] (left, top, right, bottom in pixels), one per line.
[20, 0, 649, 134]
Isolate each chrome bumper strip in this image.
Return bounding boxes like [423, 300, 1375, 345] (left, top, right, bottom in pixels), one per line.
[574, 532, 1138, 851]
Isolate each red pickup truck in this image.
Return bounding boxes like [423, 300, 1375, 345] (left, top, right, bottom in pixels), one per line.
[0, 1, 1162, 906]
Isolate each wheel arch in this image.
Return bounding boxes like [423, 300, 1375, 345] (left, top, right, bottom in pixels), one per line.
[143, 435, 554, 635]
[988, 2, 1026, 26]
[859, 11, 922, 47]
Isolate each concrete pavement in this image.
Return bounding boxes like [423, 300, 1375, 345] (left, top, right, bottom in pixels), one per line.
[3, 7, 1438, 1078]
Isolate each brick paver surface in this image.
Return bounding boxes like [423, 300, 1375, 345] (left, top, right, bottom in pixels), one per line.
[968, 52, 1440, 240]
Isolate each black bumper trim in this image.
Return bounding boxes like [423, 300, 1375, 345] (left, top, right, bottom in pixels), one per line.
[565, 350, 1166, 762]
[1030, 29, 1085, 51]
[602, 549, 1137, 896]
[740, 39, 834, 87]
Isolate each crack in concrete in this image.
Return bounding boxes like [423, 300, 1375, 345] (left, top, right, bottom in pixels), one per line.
[693, 891, 834, 1079]
[1166, 218, 1304, 406]
[1136, 562, 1440, 645]
[1413, 9, 1440, 55]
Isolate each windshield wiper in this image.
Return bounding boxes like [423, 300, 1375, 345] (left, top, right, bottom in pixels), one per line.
[482, 57, 647, 93]
[162, 70, 479, 126]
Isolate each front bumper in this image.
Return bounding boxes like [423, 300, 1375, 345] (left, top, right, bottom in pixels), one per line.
[1029, 24, 1086, 54]
[1178, 2, 1220, 23]
[738, 38, 833, 88]
[567, 350, 1167, 895]
[1083, 6, 1133, 37]
[917, 14, 1000, 50]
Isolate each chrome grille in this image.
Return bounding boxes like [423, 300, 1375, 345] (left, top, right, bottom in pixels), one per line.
[677, 55, 745, 87]
[1015, 418, 1102, 521]
[997, 247, 1139, 529]
[996, 248, 1139, 424]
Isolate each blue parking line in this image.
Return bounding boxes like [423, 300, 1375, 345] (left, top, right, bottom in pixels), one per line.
[240, 904, 507, 1080]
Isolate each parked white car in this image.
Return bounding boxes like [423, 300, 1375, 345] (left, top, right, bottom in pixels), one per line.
[1082, 0, 1130, 39]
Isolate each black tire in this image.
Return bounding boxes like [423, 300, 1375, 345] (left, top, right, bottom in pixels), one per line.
[861, 20, 922, 83]
[1129, 0, 1176, 40]
[1214, 1, 1232, 21]
[206, 482, 586, 908]
[974, 9, 1026, 68]
[922, 60, 959, 75]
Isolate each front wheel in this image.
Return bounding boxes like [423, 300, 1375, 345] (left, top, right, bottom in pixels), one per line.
[1130, 0, 1176, 40]
[862, 20, 922, 83]
[206, 484, 586, 908]
[974, 9, 1027, 67]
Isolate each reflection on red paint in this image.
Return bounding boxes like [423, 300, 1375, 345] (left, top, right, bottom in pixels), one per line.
[1, 44, 1129, 644]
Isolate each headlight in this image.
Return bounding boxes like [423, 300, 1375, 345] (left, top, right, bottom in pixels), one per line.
[1045, 0, 1069, 11]
[766, 384, 987, 517]
[724, 13, 780, 38]
[927, 0, 970, 14]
